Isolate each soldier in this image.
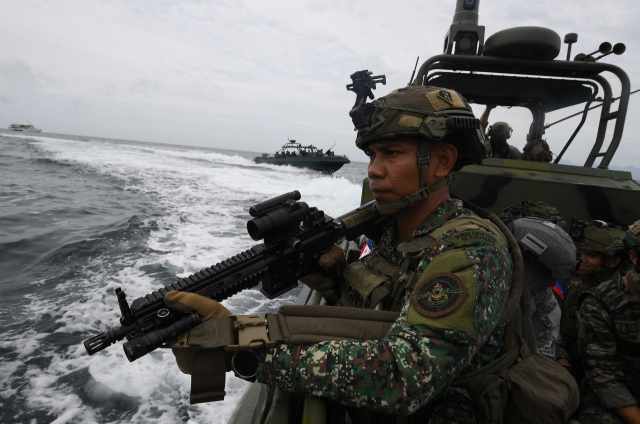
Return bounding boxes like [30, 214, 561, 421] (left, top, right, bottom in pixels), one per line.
[556, 220, 627, 380]
[478, 105, 522, 160]
[522, 139, 553, 162]
[164, 86, 578, 423]
[508, 218, 580, 360]
[577, 219, 640, 423]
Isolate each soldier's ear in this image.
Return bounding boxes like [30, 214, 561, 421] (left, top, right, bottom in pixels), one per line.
[431, 143, 458, 178]
[629, 250, 638, 266]
[604, 255, 622, 269]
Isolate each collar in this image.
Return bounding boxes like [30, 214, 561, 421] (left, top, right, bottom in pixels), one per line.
[380, 198, 463, 248]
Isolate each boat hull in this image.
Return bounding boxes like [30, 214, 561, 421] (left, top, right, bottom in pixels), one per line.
[9, 128, 41, 133]
[254, 155, 350, 173]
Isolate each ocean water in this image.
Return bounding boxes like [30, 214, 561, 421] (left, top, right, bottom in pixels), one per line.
[0, 132, 368, 424]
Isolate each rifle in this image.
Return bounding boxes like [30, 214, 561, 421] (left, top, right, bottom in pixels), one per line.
[83, 191, 388, 362]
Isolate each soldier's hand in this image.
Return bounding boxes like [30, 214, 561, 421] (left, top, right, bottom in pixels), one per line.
[164, 291, 233, 375]
[164, 291, 233, 321]
[299, 244, 345, 296]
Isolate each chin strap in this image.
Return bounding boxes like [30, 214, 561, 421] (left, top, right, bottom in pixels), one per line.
[375, 173, 456, 212]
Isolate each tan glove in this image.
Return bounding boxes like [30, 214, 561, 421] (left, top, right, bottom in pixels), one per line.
[164, 291, 233, 374]
[299, 244, 345, 296]
[164, 291, 232, 320]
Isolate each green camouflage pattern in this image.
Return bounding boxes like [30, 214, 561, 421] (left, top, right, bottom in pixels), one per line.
[574, 223, 626, 256]
[556, 269, 619, 361]
[577, 391, 627, 424]
[354, 86, 488, 168]
[578, 269, 640, 421]
[522, 140, 553, 162]
[359, 159, 640, 227]
[256, 199, 512, 417]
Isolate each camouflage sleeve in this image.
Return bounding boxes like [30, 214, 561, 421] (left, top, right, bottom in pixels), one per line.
[256, 240, 511, 415]
[530, 288, 560, 360]
[555, 333, 569, 360]
[579, 296, 638, 409]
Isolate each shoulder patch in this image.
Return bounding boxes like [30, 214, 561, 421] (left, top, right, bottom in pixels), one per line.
[446, 229, 503, 253]
[412, 273, 468, 317]
[405, 248, 476, 333]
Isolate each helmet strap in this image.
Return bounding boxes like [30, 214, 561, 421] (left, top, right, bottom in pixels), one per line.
[374, 141, 455, 212]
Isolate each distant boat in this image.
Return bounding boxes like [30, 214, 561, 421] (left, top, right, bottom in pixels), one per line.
[8, 120, 41, 133]
[254, 140, 350, 173]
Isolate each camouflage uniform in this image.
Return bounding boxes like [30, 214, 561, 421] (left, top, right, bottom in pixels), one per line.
[522, 139, 553, 162]
[577, 269, 640, 423]
[257, 198, 512, 419]
[556, 222, 627, 363]
[531, 288, 561, 360]
[556, 269, 618, 361]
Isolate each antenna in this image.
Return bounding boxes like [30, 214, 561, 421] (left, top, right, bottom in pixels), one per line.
[408, 56, 419, 86]
[564, 33, 578, 61]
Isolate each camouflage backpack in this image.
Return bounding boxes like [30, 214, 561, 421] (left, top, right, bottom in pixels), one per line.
[522, 140, 553, 162]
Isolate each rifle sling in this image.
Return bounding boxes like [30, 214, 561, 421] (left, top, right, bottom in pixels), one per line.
[190, 348, 228, 404]
[267, 305, 399, 345]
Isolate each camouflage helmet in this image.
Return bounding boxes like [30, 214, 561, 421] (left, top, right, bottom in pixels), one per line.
[522, 140, 553, 162]
[570, 219, 626, 256]
[625, 220, 640, 252]
[497, 200, 567, 229]
[510, 218, 580, 280]
[355, 85, 489, 211]
[487, 121, 513, 139]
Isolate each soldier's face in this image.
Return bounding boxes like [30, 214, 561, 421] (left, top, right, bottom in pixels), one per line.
[365, 138, 420, 206]
[578, 248, 621, 272]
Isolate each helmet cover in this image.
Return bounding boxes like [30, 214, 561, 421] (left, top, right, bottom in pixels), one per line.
[511, 218, 580, 280]
[573, 221, 626, 256]
[355, 86, 489, 168]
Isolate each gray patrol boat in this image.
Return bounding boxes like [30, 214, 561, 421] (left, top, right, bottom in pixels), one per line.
[254, 140, 350, 173]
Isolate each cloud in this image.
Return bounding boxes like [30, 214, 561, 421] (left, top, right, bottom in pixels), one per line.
[0, 93, 14, 105]
[67, 96, 92, 113]
[0, 57, 39, 87]
[0, 0, 638, 166]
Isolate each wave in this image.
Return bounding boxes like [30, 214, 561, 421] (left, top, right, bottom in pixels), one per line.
[0, 134, 363, 423]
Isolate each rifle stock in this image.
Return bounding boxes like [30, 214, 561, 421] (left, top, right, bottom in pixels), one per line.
[83, 191, 387, 362]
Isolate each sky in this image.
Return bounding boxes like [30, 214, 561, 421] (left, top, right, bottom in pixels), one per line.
[1, 0, 639, 168]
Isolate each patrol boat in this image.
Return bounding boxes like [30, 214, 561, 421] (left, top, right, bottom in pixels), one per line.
[8, 121, 41, 133]
[254, 139, 350, 173]
[228, 1, 640, 422]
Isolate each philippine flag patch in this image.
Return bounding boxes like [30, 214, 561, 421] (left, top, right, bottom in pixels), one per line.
[359, 240, 373, 259]
[552, 282, 564, 300]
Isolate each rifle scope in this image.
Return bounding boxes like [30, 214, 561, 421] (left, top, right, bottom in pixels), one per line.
[247, 201, 310, 241]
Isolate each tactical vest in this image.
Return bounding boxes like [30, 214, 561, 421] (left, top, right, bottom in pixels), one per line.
[338, 215, 508, 314]
[559, 270, 617, 360]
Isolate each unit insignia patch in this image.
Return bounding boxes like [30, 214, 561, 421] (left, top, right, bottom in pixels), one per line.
[411, 272, 468, 317]
[437, 90, 454, 105]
